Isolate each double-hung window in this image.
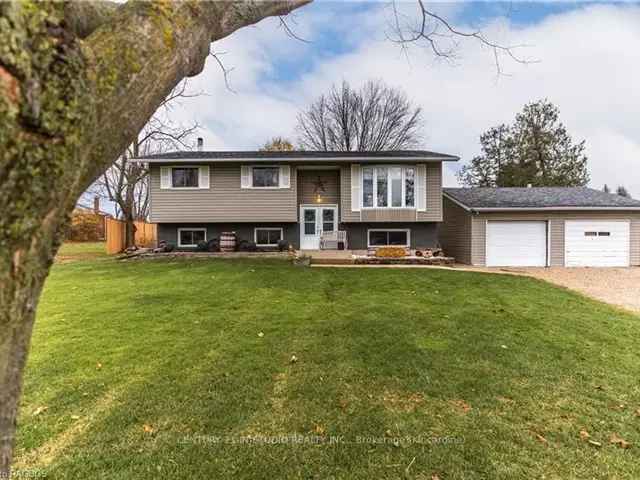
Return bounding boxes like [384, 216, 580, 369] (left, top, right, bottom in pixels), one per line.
[362, 166, 416, 208]
[172, 167, 199, 188]
[252, 167, 279, 187]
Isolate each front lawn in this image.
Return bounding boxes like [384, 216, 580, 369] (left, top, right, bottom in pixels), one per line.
[15, 258, 640, 479]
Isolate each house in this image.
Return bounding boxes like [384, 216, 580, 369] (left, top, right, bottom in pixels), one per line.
[136, 150, 459, 251]
[441, 187, 640, 267]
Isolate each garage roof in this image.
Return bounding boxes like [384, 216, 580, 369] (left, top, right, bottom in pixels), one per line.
[134, 150, 460, 163]
[444, 187, 640, 211]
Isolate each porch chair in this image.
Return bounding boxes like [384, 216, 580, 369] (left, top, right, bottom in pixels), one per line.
[320, 230, 348, 250]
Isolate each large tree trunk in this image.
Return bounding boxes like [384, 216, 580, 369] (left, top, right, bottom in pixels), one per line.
[0, 1, 310, 474]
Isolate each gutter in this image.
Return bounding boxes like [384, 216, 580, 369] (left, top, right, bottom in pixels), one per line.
[132, 156, 460, 164]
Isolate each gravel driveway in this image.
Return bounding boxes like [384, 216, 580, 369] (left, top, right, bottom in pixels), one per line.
[490, 267, 640, 314]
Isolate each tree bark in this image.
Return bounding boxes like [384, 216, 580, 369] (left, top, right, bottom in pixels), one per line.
[0, 0, 310, 474]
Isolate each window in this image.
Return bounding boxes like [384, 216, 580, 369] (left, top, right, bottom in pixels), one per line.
[322, 209, 335, 232]
[584, 231, 598, 237]
[172, 167, 199, 188]
[252, 167, 279, 187]
[255, 228, 283, 246]
[361, 166, 416, 208]
[368, 229, 410, 247]
[598, 231, 611, 236]
[178, 228, 206, 247]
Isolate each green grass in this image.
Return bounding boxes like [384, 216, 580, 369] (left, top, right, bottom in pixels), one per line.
[15, 258, 640, 479]
[56, 242, 107, 261]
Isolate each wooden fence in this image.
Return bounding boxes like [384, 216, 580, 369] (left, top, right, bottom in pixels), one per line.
[106, 218, 157, 254]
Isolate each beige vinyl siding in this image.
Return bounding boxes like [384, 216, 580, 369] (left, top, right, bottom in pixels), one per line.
[469, 211, 640, 266]
[297, 170, 339, 205]
[439, 197, 472, 264]
[340, 162, 443, 223]
[361, 209, 417, 221]
[149, 163, 297, 223]
[417, 162, 443, 222]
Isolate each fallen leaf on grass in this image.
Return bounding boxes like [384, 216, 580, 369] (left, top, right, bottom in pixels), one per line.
[96, 362, 103, 370]
[257, 332, 264, 337]
[143, 424, 156, 434]
[451, 399, 472, 414]
[313, 424, 325, 435]
[70, 415, 81, 420]
[634, 408, 640, 417]
[431, 474, 442, 480]
[534, 433, 548, 445]
[32, 406, 48, 417]
[588, 440, 602, 447]
[290, 355, 298, 364]
[579, 430, 590, 440]
[496, 396, 514, 404]
[610, 433, 631, 449]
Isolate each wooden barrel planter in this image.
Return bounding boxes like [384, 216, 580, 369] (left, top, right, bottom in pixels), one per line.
[220, 232, 237, 252]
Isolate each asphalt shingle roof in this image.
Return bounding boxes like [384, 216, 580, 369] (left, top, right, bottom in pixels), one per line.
[136, 150, 459, 162]
[444, 187, 640, 209]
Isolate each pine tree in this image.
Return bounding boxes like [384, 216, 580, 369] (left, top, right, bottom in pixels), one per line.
[603, 184, 610, 193]
[616, 186, 631, 198]
[458, 100, 589, 187]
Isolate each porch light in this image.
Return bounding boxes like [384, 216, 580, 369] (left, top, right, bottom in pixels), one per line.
[313, 176, 326, 204]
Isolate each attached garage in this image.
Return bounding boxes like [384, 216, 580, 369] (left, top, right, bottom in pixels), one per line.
[440, 187, 640, 267]
[486, 221, 547, 267]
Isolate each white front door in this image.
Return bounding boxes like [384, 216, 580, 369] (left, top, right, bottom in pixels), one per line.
[486, 221, 548, 267]
[300, 206, 337, 250]
[565, 220, 630, 267]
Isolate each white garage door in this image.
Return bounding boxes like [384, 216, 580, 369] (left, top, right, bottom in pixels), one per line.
[486, 221, 547, 267]
[565, 220, 630, 267]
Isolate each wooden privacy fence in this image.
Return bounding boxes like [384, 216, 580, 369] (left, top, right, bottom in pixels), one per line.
[106, 218, 157, 254]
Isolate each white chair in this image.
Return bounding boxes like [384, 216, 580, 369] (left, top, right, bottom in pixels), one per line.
[320, 231, 348, 250]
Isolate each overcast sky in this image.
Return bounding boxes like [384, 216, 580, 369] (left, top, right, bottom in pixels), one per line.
[161, 1, 640, 198]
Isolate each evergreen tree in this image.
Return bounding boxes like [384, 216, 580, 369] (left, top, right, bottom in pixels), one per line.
[603, 184, 610, 193]
[616, 185, 631, 198]
[458, 100, 589, 187]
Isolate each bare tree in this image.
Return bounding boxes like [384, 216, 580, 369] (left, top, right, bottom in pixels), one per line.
[260, 136, 295, 151]
[90, 81, 200, 248]
[297, 80, 423, 151]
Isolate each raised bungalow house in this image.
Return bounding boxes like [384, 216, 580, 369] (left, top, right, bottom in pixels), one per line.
[136, 150, 460, 251]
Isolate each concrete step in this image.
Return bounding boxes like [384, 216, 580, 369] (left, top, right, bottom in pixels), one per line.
[310, 257, 355, 265]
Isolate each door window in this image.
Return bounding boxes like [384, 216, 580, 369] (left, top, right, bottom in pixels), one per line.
[304, 209, 316, 235]
[322, 209, 335, 232]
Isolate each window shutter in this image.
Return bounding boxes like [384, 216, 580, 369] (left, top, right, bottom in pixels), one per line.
[241, 165, 251, 188]
[160, 167, 171, 189]
[416, 164, 427, 211]
[199, 166, 210, 189]
[351, 164, 361, 212]
[279, 165, 290, 188]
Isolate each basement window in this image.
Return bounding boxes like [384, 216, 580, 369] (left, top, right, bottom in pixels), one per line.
[598, 232, 611, 236]
[254, 228, 283, 247]
[368, 229, 410, 247]
[584, 231, 598, 237]
[178, 228, 206, 247]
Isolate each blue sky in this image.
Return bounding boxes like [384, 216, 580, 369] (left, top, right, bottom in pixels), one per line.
[107, 0, 639, 215]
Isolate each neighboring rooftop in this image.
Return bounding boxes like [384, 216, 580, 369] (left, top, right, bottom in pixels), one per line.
[134, 150, 460, 162]
[444, 187, 640, 210]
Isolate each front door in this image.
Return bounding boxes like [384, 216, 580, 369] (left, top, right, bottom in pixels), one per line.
[300, 206, 337, 249]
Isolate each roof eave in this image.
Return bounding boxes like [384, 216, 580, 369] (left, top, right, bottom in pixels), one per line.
[132, 157, 460, 163]
[472, 206, 640, 212]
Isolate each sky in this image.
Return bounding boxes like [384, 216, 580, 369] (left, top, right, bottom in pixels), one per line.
[161, 1, 640, 198]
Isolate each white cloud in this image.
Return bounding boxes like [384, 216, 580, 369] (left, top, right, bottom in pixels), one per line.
[174, 2, 640, 198]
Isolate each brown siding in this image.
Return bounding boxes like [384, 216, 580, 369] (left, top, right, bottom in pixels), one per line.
[149, 163, 297, 223]
[339, 162, 444, 223]
[297, 170, 339, 205]
[439, 197, 472, 264]
[468, 211, 640, 266]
